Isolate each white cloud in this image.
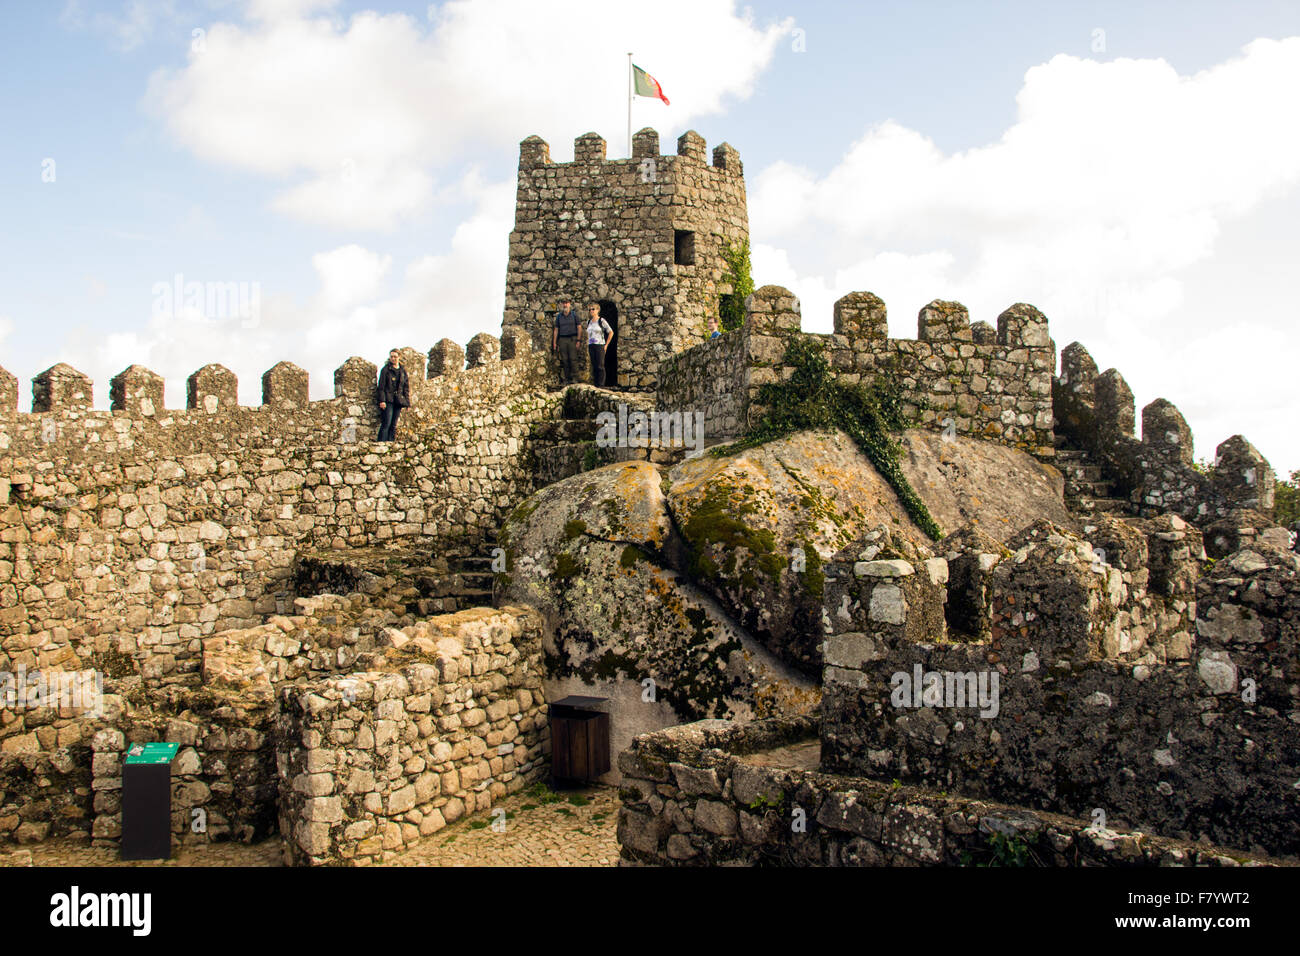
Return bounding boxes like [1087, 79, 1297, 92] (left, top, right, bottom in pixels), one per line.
[749, 39, 1300, 471]
[143, 0, 791, 229]
[312, 245, 392, 311]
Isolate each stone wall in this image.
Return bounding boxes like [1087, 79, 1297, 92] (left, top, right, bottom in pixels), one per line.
[818, 517, 1300, 860]
[88, 702, 276, 847]
[829, 295, 1056, 457]
[656, 285, 1057, 457]
[4, 597, 550, 858]
[654, 327, 749, 446]
[616, 716, 1272, 866]
[0, 338, 556, 693]
[78, 587, 435, 848]
[276, 605, 548, 865]
[503, 128, 749, 389]
[0, 748, 93, 843]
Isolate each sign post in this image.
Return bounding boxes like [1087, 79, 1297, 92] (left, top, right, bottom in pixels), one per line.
[121, 742, 180, 861]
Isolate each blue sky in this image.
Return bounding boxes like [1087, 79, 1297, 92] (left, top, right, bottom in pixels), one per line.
[2, 0, 1299, 473]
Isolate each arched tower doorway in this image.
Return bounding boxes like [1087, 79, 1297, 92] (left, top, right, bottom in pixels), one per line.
[598, 300, 619, 387]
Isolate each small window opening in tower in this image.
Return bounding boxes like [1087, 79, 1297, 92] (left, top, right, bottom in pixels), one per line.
[674, 230, 695, 266]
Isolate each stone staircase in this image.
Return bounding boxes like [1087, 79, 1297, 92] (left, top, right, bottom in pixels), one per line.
[441, 530, 499, 610]
[293, 537, 501, 617]
[533, 384, 687, 486]
[1052, 434, 1132, 517]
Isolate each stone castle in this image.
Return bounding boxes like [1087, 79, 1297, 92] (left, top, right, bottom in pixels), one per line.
[0, 128, 1295, 867]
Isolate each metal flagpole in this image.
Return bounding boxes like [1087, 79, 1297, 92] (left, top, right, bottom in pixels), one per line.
[627, 52, 633, 157]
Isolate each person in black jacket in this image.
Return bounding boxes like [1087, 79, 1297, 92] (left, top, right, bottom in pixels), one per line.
[376, 349, 410, 441]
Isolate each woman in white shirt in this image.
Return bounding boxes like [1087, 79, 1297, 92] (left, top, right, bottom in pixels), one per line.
[585, 302, 614, 388]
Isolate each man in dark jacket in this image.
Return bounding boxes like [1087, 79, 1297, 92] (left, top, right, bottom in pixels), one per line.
[551, 298, 582, 384]
[376, 349, 410, 441]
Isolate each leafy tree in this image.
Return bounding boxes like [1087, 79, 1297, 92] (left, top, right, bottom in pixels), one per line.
[1275, 470, 1300, 526]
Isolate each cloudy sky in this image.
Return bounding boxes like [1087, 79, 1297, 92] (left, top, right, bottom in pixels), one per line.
[3, 0, 1298, 474]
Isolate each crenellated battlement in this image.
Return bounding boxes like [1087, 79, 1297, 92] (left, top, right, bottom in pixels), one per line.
[1054, 341, 1274, 532]
[0, 322, 560, 730]
[658, 283, 1278, 537]
[517, 128, 743, 178]
[0, 326, 535, 427]
[658, 285, 1057, 456]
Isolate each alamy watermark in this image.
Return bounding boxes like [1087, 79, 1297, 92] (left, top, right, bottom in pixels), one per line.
[49, 886, 150, 936]
[151, 273, 261, 328]
[890, 664, 999, 718]
[1, 665, 104, 717]
[595, 404, 705, 456]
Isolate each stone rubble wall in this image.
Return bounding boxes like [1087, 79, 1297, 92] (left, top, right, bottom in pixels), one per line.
[0, 340, 558, 694]
[657, 285, 1057, 457]
[0, 748, 93, 844]
[616, 716, 1273, 866]
[5, 603, 552, 855]
[18, 589, 411, 847]
[504, 128, 749, 389]
[276, 605, 548, 865]
[818, 518, 1300, 859]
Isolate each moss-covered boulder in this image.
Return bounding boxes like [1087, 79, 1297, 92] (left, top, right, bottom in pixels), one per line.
[500, 460, 818, 779]
[668, 430, 918, 673]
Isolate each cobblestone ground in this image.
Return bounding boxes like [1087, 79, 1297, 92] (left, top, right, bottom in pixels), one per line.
[1, 784, 620, 868]
[1, 838, 284, 867]
[392, 783, 620, 867]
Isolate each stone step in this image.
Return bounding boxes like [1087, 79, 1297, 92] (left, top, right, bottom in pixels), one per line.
[412, 597, 460, 615]
[561, 383, 655, 420]
[1072, 483, 1115, 499]
[1067, 495, 1130, 515]
[1059, 462, 1103, 481]
[533, 419, 599, 442]
[535, 441, 630, 482]
[1053, 448, 1089, 462]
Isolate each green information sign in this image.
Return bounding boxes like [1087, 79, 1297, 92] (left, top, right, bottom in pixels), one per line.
[123, 742, 179, 765]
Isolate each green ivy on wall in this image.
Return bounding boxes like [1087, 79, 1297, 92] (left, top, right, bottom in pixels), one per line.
[718, 240, 754, 333]
[717, 337, 944, 540]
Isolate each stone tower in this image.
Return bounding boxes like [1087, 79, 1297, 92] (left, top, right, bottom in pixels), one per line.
[502, 127, 749, 389]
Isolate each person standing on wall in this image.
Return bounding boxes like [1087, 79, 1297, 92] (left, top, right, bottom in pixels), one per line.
[552, 298, 582, 385]
[376, 349, 410, 442]
[585, 302, 614, 388]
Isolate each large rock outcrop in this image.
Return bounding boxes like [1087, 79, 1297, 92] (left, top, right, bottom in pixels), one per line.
[498, 427, 1079, 779]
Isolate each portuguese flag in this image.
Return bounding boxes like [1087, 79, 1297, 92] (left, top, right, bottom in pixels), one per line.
[633, 64, 670, 105]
